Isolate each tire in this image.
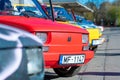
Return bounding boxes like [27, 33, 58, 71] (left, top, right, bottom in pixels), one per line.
[90, 45, 98, 53]
[53, 66, 81, 77]
[92, 45, 98, 53]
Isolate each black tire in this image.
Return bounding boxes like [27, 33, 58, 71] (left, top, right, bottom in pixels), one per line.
[53, 66, 81, 77]
[90, 45, 98, 53]
[92, 45, 98, 53]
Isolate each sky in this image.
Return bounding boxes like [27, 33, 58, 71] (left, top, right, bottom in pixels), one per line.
[78, 0, 115, 8]
[79, 0, 115, 4]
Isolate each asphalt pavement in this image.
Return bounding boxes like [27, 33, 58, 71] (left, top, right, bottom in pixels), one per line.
[44, 27, 120, 80]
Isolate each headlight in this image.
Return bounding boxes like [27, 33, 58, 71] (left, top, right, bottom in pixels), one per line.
[36, 33, 47, 43]
[82, 34, 88, 43]
[25, 47, 44, 75]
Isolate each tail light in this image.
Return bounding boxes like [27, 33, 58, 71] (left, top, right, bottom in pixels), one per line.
[36, 32, 50, 52]
[82, 34, 88, 44]
[25, 47, 44, 75]
[83, 45, 89, 51]
[82, 34, 89, 51]
[36, 32, 51, 44]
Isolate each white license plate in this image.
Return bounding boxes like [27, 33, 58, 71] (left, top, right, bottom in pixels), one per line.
[92, 39, 102, 45]
[59, 55, 85, 65]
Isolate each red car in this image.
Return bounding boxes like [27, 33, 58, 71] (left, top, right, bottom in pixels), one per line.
[0, 0, 94, 77]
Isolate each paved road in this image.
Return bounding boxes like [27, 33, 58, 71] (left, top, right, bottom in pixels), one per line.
[44, 27, 120, 80]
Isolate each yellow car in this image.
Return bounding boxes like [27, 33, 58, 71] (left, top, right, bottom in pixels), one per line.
[46, 5, 105, 52]
[13, 4, 35, 10]
[81, 25, 104, 51]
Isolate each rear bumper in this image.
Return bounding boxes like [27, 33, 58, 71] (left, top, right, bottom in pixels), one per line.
[91, 38, 106, 46]
[44, 50, 94, 68]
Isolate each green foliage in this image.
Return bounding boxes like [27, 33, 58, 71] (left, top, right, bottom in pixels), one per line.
[107, 6, 116, 21]
[84, 12, 94, 21]
[116, 9, 120, 26]
[84, 1, 120, 26]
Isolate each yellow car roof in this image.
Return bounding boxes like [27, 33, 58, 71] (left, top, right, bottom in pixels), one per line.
[13, 4, 33, 7]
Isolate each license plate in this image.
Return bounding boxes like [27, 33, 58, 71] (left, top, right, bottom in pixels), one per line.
[92, 39, 102, 45]
[59, 55, 85, 65]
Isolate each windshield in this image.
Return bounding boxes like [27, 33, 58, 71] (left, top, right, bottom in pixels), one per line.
[46, 7, 74, 21]
[0, 0, 48, 18]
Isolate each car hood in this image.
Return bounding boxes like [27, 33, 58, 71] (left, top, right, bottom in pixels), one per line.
[0, 16, 88, 34]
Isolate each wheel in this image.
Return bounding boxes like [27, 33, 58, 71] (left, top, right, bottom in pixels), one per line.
[91, 45, 98, 53]
[89, 45, 98, 52]
[53, 66, 81, 77]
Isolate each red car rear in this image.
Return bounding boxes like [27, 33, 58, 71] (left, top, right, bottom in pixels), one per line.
[0, 0, 94, 77]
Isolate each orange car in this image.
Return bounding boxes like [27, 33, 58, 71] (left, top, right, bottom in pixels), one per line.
[0, 0, 94, 77]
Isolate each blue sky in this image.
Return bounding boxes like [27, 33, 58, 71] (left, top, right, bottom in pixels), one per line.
[109, 0, 115, 2]
[79, 0, 115, 4]
[78, 0, 115, 8]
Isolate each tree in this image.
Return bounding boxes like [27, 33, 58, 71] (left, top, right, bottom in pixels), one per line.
[112, 0, 120, 26]
[107, 5, 117, 26]
[85, 2, 97, 22]
[99, 2, 112, 26]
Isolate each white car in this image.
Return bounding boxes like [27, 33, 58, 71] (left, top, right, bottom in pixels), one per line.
[0, 24, 44, 80]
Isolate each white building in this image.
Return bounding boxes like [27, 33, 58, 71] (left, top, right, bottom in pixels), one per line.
[11, 0, 43, 4]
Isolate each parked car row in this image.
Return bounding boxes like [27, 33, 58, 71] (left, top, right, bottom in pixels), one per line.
[45, 5, 105, 52]
[0, 0, 101, 79]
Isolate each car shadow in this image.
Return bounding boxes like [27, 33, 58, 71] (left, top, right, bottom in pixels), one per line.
[44, 72, 59, 80]
[95, 52, 120, 56]
[78, 72, 120, 76]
